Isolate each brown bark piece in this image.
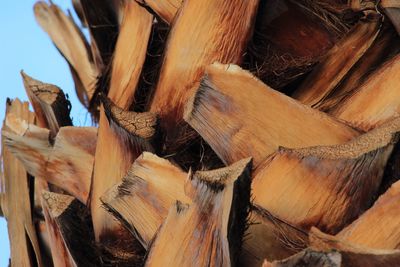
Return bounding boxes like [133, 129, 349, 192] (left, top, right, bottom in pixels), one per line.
[184, 63, 359, 167]
[252, 117, 400, 234]
[136, 0, 180, 24]
[101, 152, 189, 249]
[42, 191, 100, 266]
[1, 99, 42, 266]
[3, 119, 96, 203]
[293, 13, 382, 107]
[90, 3, 153, 263]
[336, 179, 400, 249]
[34, 1, 98, 107]
[145, 158, 252, 267]
[330, 54, 400, 131]
[149, 0, 259, 151]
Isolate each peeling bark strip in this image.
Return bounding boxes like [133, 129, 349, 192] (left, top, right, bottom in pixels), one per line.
[90, 2, 153, 264]
[330, 54, 400, 131]
[136, 0, 180, 24]
[42, 191, 101, 266]
[184, 63, 359, 167]
[145, 158, 252, 267]
[101, 152, 189, 249]
[293, 13, 382, 107]
[336, 179, 400, 249]
[1, 99, 42, 266]
[252, 117, 400, 234]
[149, 0, 259, 150]
[34, 1, 98, 106]
[2, 118, 96, 203]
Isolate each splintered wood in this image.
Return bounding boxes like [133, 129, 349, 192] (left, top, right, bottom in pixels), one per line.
[3, 1, 400, 266]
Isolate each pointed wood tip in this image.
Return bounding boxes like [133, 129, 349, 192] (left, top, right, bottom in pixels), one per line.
[193, 157, 252, 186]
[284, 116, 400, 160]
[101, 95, 158, 139]
[42, 191, 75, 218]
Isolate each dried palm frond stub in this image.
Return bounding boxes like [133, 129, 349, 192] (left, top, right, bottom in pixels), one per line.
[41, 191, 100, 266]
[329, 53, 400, 131]
[184, 63, 359, 167]
[262, 247, 400, 267]
[149, 0, 259, 152]
[89, 2, 153, 263]
[265, 225, 400, 266]
[145, 158, 252, 267]
[6, 0, 400, 265]
[335, 178, 400, 249]
[3, 118, 96, 203]
[1, 99, 42, 266]
[252, 117, 400, 234]
[292, 12, 382, 107]
[21, 72, 72, 137]
[34, 1, 98, 107]
[241, 205, 308, 266]
[314, 23, 400, 113]
[101, 152, 189, 249]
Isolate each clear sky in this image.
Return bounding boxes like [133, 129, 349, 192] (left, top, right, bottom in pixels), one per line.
[0, 1, 89, 265]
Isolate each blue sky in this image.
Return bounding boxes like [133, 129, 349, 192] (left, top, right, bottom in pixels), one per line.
[0, 1, 89, 265]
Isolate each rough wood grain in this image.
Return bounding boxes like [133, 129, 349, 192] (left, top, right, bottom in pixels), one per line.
[1, 98, 42, 266]
[330, 54, 400, 131]
[101, 152, 189, 249]
[149, 0, 259, 151]
[90, 2, 153, 263]
[316, 24, 400, 113]
[145, 158, 252, 267]
[336, 179, 400, 249]
[21, 71, 72, 137]
[3, 118, 96, 203]
[136, 0, 180, 24]
[42, 191, 100, 266]
[184, 63, 360, 167]
[252, 117, 400, 234]
[293, 13, 381, 107]
[34, 1, 98, 107]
